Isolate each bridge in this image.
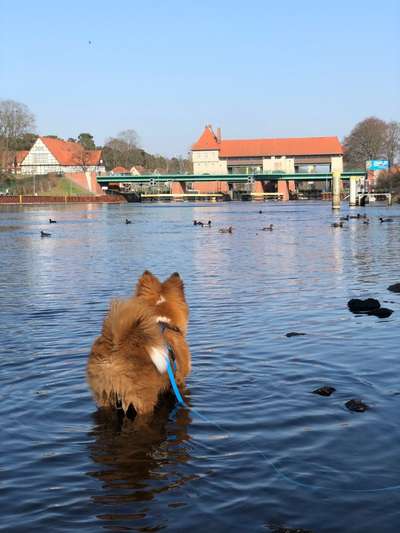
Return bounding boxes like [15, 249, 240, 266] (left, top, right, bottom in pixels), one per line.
[97, 171, 367, 208]
[97, 171, 366, 184]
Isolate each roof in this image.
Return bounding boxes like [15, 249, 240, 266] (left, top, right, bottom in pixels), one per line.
[192, 126, 343, 156]
[40, 137, 102, 165]
[192, 125, 220, 151]
[112, 166, 128, 173]
[15, 150, 29, 165]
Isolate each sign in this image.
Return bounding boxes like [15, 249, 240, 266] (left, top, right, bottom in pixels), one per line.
[366, 160, 389, 171]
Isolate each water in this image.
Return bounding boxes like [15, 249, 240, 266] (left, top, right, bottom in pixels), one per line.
[1, 201, 400, 533]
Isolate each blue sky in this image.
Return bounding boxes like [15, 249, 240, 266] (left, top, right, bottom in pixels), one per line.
[1, 0, 399, 156]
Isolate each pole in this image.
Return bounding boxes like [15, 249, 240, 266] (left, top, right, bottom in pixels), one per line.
[332, 171, 341, 210]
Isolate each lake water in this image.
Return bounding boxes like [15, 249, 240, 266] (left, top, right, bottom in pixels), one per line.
[1, 201, 400, 533]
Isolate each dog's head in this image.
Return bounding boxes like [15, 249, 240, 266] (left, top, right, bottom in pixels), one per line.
[135, 271, 189, 335]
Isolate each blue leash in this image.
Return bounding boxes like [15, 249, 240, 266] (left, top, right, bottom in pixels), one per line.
[166, 358, 400, 493]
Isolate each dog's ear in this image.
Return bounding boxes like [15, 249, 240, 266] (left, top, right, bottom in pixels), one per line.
[135, 270, 162, 297]
[163, 272, 185, 294]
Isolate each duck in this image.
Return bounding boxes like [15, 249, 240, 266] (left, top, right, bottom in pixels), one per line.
[49, 218, 57, 224]
[207, 220, 212, 227]
[331, 221, 344, 228]
[340, 215, 349, 221]
[125, 218, 132, 224]
[380, 217, 393, 223]
[363, 218, 370, 225]
[219, 226, 233, 234]
[41, 230, 51, 237]
[262, 224, 274, 231]
[258, 210, 263, 214]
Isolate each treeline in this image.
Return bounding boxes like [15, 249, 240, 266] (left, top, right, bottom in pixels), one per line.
[0, 99, 192, 174]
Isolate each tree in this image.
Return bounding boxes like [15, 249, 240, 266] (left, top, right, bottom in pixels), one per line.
[103, 129, 141, 170]
[78, 132, 95, 150]
[385, 121, 400, 167]
[72, 145, 96, 172]
[376, 167, 400, 194]
[343, 117, 388, 169]
[12, 132, 38, 151]
[343, 117, 400, 169]
[116, 129, 140, 151]
[0, 99, 35, 170]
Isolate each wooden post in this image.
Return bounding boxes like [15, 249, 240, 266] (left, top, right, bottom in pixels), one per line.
[332, 171, 341, 210]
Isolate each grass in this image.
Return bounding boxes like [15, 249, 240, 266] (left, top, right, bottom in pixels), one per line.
[0, 173, 93, 196]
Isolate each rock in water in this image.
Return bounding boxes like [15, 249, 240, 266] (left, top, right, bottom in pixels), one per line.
[345, 399, 369, 412]
[285, 332, 306, 337]
[388, 283, 400, 293]
[312, 386, 336, 396]
[347, 298, 380, 313]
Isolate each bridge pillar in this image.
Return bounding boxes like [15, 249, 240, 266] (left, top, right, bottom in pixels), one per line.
[252, 181, 265, 200]
[349, 176, 358, 206]
[277, 180, 290, 201]
[332, 171, 341, 209]
[171, 181, 186, 196]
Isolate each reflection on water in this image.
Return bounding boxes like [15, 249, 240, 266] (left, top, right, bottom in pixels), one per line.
[1, 202, 400, 532]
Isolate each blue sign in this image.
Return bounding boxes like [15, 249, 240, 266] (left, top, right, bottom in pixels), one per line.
[366, 160, 389, 171]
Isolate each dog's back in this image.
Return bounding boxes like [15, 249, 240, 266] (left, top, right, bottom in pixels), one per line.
[87, 297, 171, 414]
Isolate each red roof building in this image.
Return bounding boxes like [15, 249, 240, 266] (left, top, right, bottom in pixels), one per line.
[191, 125, 343, 175]
[111, 166, 128, 174]
[19, 137, 104, 175]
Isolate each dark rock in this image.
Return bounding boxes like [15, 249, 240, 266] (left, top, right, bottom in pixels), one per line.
[312, 386, 336, 397]
[345, 399, 369, 412]
[367, 307, 393, 318]
[285, 332, 306, 337]
[347, 298, 380, 314]
[388, 283, 400, 293]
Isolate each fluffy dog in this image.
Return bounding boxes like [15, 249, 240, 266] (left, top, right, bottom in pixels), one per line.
[87, 271, 191, 416]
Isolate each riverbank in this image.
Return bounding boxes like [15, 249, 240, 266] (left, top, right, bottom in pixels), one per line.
[0, 194, 125, 204]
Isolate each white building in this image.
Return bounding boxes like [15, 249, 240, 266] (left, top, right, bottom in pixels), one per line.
[19, 137, 104, 175]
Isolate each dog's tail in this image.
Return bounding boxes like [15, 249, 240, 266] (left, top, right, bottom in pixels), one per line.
[106, 298, 170, 374]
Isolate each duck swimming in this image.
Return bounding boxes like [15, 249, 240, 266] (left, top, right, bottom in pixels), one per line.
[41, 230, 51, 237]
[49, 218, 57, 224]
[331, 221, 344, 228]
[219, 226, 233, 234]
[380, 217, 393, 222]
[125, 218, 132, 224]
[262, 224, 273, 231]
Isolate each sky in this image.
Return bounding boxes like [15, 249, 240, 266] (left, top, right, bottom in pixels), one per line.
[1, 0, 399, 157]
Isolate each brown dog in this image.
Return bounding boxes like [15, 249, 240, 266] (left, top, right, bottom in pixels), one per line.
[87, 271, 191, 415]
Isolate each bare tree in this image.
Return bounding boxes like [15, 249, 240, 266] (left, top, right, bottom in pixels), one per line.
[72, 145, 95, 172]
[117, 129, 140, 150]
[343, 117, 388, 169]
[0, 99, 35, 171]
[385, 121, 400, 167]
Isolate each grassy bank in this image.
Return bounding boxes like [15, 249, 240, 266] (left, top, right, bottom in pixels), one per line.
[0, 173, 92, 196]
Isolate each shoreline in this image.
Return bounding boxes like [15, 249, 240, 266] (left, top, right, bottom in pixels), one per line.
[0, 194, 126, 205]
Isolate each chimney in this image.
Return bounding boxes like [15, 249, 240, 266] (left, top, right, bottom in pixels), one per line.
[216, 127, 221, 143]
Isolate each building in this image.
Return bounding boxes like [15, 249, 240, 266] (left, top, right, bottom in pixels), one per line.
[191, 125, 343, 175]
[19, 137, 104, 175]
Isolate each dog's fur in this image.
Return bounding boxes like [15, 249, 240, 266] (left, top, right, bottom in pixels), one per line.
[87, 271, 191, 415]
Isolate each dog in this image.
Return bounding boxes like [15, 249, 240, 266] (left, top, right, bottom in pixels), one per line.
[87, 271, 191, 416]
